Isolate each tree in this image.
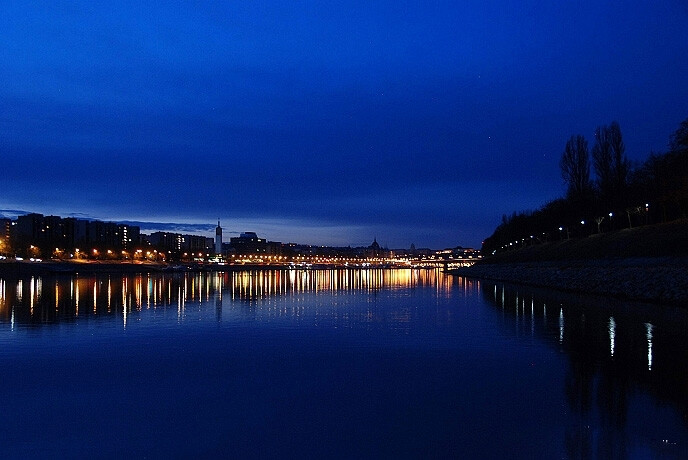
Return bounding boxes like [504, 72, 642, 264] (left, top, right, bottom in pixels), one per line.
[609, 121, 629, 206]
[592, 125, 614, 204]
[592, 122, 629, 209]
[560, 135, 592, 199]
[669, 118, 688, 152]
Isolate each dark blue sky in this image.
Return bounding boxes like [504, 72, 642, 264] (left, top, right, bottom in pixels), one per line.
[2, 1, 687, 248]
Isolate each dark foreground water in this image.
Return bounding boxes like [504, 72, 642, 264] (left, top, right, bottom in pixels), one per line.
[0, 269, 686, 458]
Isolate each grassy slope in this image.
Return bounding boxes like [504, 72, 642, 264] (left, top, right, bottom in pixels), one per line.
[480, 219, 688, 264]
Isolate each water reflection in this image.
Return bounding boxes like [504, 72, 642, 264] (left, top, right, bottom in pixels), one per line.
[1, 269, 686, 457]
[646, 322, 654, 371]
[0, 268, 478, 329]
[480, 280, 688, 457]
[609, 316, 616, 357]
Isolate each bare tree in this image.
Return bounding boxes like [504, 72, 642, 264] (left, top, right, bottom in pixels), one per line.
[595, 216, 605, 233]
[560, 135, 591, 199]
[593, 125, 614, 203]
[609, 121, 629, 204]
[593, 122, 629, 208]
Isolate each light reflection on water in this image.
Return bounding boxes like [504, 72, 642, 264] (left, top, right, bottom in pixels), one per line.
[482, 279, 688, 458]
[0, 268, 686, 458]
[0, 268, 477, 331]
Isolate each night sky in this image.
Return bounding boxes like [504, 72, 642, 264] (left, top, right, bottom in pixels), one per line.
[2, 1, 687, 248]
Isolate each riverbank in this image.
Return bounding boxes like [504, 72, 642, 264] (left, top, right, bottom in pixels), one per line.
[0, 260, 171, 277]
[449, 220, 688, 305]
[0, 260, 305, 277]
[450, 257, 688, 304]
[0, 260, 392, 277]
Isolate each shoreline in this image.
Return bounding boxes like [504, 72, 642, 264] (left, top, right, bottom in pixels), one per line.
[448, 257, 688, 306]
[0, 260, 401, 277]
[0, 260, 173, 277]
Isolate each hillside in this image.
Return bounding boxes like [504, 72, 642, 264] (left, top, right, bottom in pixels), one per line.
[480, 219, 688, 263]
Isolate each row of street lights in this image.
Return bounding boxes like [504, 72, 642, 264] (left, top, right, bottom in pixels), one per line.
[496, 203, 650, 253]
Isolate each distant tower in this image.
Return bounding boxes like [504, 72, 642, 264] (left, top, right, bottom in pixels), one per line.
[215, 220, 222, 255]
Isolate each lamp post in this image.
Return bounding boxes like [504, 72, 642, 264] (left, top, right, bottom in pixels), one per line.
[645, 203, 650, 225]
[558, 226, 569, 240]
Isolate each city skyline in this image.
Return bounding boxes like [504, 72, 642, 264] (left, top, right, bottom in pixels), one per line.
[2, 209, 469, 252]
[2, 2, 687, 248]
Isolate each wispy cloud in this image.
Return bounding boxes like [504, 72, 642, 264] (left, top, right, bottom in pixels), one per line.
[0, 209, 30, 219]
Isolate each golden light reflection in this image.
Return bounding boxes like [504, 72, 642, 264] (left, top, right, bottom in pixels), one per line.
[122, 277, 127, 312]
[17, 280, 23, 302]
[177, 285, 184, 322]
[0, 280, 5, 316]
[0, 268, 465, 327]
[75, 279, 80, 316]
[30, 276, 35, 316]
[147, 276, 152, 308]
[135, 278, 142, 310]
[217, 267, 464, 301]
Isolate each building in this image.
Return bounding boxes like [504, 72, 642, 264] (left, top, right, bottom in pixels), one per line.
[14, 213, 45, 249]
[182, 235, 209, 255]
[229, 232, 268, 255]
[266, 241, 283, 256]
[118, 224, 140, 250]
[366, 237, 382, 257]
[0, 218, 11, 254]
[148, 232, 183, 252]
[215, 220, 222, 255]
[7, 212, 142, 257]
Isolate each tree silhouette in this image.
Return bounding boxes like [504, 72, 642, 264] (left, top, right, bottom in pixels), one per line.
[609, 121, 629, 208]
[482, 117, 688, 254]
[669, 118, 688, 152]
[560, 135, 592, 200]
[592, 122, 628, 210]
[592, 125, 614, 208]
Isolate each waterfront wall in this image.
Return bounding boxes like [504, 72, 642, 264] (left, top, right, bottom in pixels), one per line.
[449, 257, 688, 305]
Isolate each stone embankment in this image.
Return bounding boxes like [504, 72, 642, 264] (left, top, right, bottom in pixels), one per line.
[449, 257, 688, 305]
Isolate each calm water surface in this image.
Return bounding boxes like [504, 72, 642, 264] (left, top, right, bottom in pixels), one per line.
[0, 269, 686, 458]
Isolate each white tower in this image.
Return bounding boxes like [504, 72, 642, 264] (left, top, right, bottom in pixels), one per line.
[215, 220, 222, 255]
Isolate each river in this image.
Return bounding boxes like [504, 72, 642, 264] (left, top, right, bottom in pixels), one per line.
[0, 269, 685, 458]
